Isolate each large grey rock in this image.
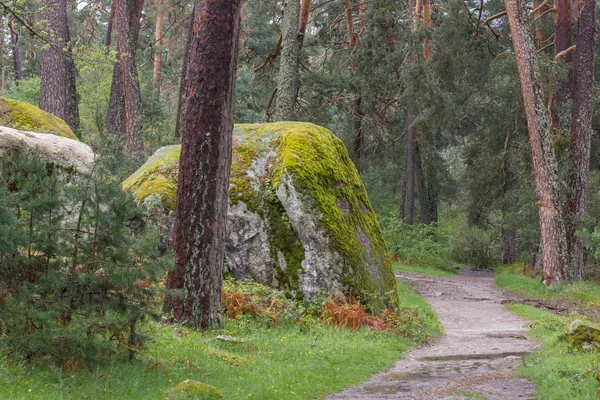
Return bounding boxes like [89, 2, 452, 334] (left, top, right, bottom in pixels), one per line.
[0, 125, 94, 173]
[123, 122, 397, 312]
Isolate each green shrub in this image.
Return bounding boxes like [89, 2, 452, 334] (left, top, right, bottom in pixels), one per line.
[0, 152, 171, 364]
[4, 77, 41, 106]
[379, 215, 453, 271]
[449, 223, 500, 269]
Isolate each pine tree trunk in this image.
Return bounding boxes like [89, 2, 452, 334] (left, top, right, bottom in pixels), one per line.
[174, 16, 193, 139]
[405, 106, 416, 225]
[8, 18, 20, 83]
[416, 148, 427, 224]
[106, 63, 126, 136]
[40, 0, 79, 133]
[352, 96, 363, 170]
[297, 0, 311, 49]
[532, 0, 545, 48]
[167, 0, 242, 328]
[501, 131, 517, 264]
[504, 0, 569, 285]
[116, 0, 144, 154]
[106, 0, 116, 47]
[274, 0, 300, 121]
[567, 0, 596, 280]
[153, 3, 163, 92]
[552, 0, 573, 132]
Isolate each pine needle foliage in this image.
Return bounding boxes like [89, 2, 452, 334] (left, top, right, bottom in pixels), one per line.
[0, 152, 171, 365]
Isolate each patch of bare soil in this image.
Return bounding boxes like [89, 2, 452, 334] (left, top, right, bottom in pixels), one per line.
[501, 295, 600, 323]
[327, 270, 538, 400]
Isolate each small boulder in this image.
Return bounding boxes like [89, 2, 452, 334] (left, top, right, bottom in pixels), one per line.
[564, 319, 600, 351]
[0, 97, 77, 140]
[124, 122, 397, 312]
[168, 380, 223, 399]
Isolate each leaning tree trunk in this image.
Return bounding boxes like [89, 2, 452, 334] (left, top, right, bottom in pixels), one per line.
[567, 0, 596, 280]
[39, 0, 79, 132]
[274, 0, 300, 121]
[166, 0, 242, 328]
[504, 0, 569, 285]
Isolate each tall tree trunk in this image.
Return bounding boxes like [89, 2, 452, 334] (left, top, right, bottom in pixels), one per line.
[504, 0, 569, 285]
[39, 0, 79, 132]
[416, 147, 427, 224]
[567, 0, 596, 280]
[8, 18, 20, 83]
[106, 0, 116, 47]
[106, 63, 126, 135]
[297, 0, 311, 49]
[116, 0, 144, 154]
[352, 96, 363, 169]
[404, 106, 416, 225]
[501, 131, 517, 264]
[423, 0, 432, 60]
[274, 0, 300, 121]
[167, 0, 242, 328]
[532, 0, 545, 48]
[153, 2, 163, 92]
[552, 0, 574, 136]
[174, 14, 193, 139]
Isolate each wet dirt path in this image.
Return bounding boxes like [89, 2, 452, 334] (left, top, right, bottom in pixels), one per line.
[327, 270, 537, 400]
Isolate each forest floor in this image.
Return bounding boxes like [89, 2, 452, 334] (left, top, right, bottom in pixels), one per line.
[327, 270, 538, 400]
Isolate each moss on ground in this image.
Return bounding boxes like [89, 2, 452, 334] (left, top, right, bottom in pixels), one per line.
[123, 122, 396, 311]
[0, 97, 77, 140]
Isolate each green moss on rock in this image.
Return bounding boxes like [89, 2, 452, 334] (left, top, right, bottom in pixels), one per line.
[123, 122, 397, 312]
[169, 380, 223, 399]
[0, 97, 77, 140]
[564, 319, 600, 351]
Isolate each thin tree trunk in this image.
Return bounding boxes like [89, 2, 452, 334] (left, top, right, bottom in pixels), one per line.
[297, 0, 311, 49]
[552, 0, 574, 133]
[174, 14, 193, 139]
[106, 0, 116, 47]
[405, 106, 416, 225]
[167, 0, 242, 328]
[501, 131, 517, 264]
[274, 0, 300, 121]
[504, 0, 569, 285]
[532, 0, 545, 48]
[106, 62, 125, 135]
[8, 18, 20, 83]
[416, 147, 426, 224]
[153, 2, 163, 92]
[567, 0, 596, 280]
[423, 0, 432, 60]
[352, 96, 363, 169]
[116, 0, 144, 154]
[40, 0, 79, 132]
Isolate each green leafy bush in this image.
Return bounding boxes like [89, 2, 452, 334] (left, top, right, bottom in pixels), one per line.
[379, 215, 453, 271]
[4, 77, 41, 106]
[0, 152, 171, 364]
[449, 222, 500, 269]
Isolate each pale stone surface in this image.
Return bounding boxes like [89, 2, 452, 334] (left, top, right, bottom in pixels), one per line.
[0, 125, 94, 173]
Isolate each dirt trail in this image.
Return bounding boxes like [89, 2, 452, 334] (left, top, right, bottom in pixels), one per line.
[327, 270, 538, 400]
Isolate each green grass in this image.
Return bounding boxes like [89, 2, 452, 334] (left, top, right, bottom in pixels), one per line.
[393, 263, 458, 277]
[0, 279, 439, 400]
[495, 265, 600, 305]
[506, 304, 600, 400]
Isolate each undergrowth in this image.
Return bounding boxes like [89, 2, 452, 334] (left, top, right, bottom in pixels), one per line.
[1, 278, 439, 399]
[506, 304, 600, 399]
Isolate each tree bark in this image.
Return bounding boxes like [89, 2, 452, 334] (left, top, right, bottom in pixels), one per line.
[552, 0, 574, 132]
[174, 14, 193, 139]
[8, 18, 20, 83]
[567, 0, 596, 280]
[423, 0, 432, 60]
[352, 96, 363, 170]
[501, 131, 517, 264]
[297, 0, 311, 49]
[40, 0, 79, 132]
[166, 0, 242, 328]
[504, 0, 569, 285]
[106, 0, 116, 47]
[532, 0, 545, 48]
[404, 106, 416, 225]
[274, 0, 300, 121]
[111, 0, 144, 153]
[153, 2, 163, 92]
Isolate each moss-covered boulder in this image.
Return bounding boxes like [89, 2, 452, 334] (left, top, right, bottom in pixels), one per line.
[123, 122, 397, 312]
[0, 97, 77, 140]
[167, 380, 223, 399]
[564, 319, 600, 351]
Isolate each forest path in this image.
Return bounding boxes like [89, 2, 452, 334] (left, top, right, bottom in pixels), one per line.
[327, 270, 537, 400]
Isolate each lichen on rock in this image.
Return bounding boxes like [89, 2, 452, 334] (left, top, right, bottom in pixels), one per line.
[0, 97, 77, 140]
[168, 380, 223, 399]
[563, 319, 600, 351]
[124, 122, 397, 313]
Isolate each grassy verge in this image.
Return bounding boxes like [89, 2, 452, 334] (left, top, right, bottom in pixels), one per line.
[393, 263, 458, 277]
[495, 265, 600, 306]
[506, 304, 600, 400]
[0, 278, 439, 400]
